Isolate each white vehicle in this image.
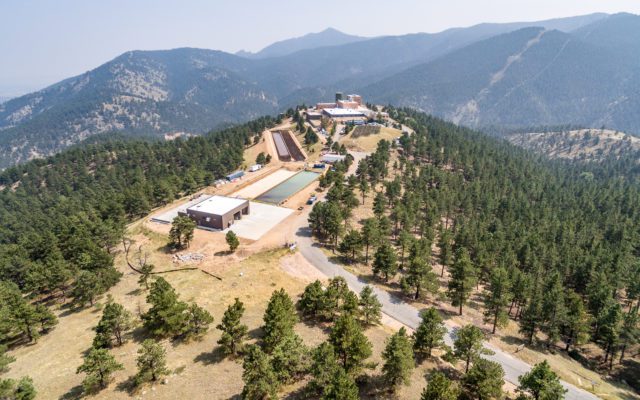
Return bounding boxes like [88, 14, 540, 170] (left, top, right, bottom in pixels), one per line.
[249, 164, 262, 172]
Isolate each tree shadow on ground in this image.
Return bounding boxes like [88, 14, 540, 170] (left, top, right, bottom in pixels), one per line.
[247, 327, 264, 341]
[612, 358, 640, 394]
[154, 243, 174, 254]
[299, 316, 333, 334]
[58, 384, 83, 400]
[360, 373, 395, 399]
[194, 345, 228, 366]
[126, 288, 143, 296]
[58, 301, 102, 318]
[282, 384, 312, 399]
[115, 375, 138, 395]
[499, 334, 527, 347]
[130, 326, 149, 344]
[214, 250, 233, 257]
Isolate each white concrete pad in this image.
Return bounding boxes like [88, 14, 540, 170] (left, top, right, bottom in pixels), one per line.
[232, 169, 297, 199]
[150, 194, 212, 224]
[223, 202, 293, 240]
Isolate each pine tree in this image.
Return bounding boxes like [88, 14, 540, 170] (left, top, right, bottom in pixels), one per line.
[483, 267, 512, 334]
[413, 307, 447, 360]
[359, 178, 369, 205]
[217, 298, 248, 356]
[461, 358, 504, 400]
[421, 371, 458, 400]
[76, 348, 124, 392]
[309, 342, 339, 394]
[599, 301, 623, 370]
[382, 327, 414, 388]
[338, 229, 363, 263]
[401, 256, 438, 300]
[453, 324, 491, 373]
[168, 215, 196, 249]
[447, 247, 477, 315]
[226, 230, 240, 252]
[72, 270, 102, 307]
[520, 271, 544, 345]
[0, 376, 37, 400]
[0, 345, 15, 373]
[561, 290, 591, 352]
[372, 241, 398, 282]
[322, 277, 354, 321]
[270, 332, 309, 383]
[517, 360, 567, 400]
[138, 263, 155, 290]
[323, 367, 359, 400]
[373, 191, 386, 217]
[263, 289, 298, 352]
[298, 280, 326, 319]
[361, 218, 380, 264]
[93, 296, 134, 348]
[0, 282, 57, 343]
[181, 303, 213, 340]
[541, 272, 567, 347]
[241, 345, 278, 400]
[135, 339, 169, 385]
[329, 313, 372, 374]
[438, 228, 453, 277]
[618, 311, 639, 364]
[358, 286, 382, 326]
[142, 277, 187, 338]
[342, 291, 360, 317]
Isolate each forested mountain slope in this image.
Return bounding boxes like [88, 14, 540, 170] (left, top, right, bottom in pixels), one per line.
[0, 116, 275, 302]
[348, 107, 640, 386]
[0, 49, 277, 167]
[1, 107, 639, 393]
[364, 18, 640, 134]
[0, 13, 620, 168]
[507, 128, 640, 161]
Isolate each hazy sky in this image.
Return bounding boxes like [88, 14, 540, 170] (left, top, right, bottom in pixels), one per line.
[2, 0, 640, 96]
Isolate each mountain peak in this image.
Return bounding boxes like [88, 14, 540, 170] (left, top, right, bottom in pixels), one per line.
[240, 27, 367, 59]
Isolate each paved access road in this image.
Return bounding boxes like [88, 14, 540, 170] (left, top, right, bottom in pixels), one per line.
[292, 144, 597, 399]
[295, 226, 598, 400]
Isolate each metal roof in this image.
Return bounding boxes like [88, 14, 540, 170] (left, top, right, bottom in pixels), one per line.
[187, 196, 248, 216]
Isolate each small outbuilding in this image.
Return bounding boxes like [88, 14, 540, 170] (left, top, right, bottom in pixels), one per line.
[226, 170, 245, 181]
[180, 195, 250, 230]
[321, 153, 346, 164]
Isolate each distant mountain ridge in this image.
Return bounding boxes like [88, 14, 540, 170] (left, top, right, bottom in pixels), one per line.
[238, 27, 367, 58]
[507, 128, 640, 161]
[364, 13, 640, 134]
[2, 12, 639, 168]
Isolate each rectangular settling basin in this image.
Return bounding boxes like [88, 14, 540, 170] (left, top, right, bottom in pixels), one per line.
[256, 171, 319, 204]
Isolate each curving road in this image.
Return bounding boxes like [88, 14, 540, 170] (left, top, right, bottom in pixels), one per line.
[295, 226, 597, 399]
[289, 142, 598, 399]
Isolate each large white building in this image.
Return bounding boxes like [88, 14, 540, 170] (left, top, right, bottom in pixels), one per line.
[321, 108, 366, 118]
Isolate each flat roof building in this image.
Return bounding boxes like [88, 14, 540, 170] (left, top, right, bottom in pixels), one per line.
[306, 111, 322, 120]
[322, 108, 366, 118]
[180, 195, 250, 230]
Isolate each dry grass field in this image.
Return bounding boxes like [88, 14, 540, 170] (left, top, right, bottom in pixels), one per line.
[342, 126, 403, 152]
[4, 215, 428, 399]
